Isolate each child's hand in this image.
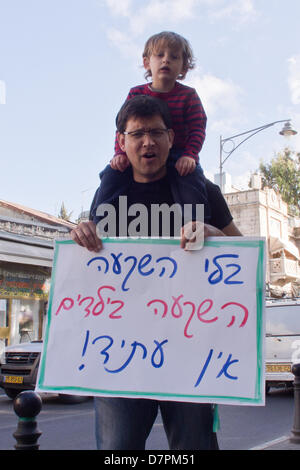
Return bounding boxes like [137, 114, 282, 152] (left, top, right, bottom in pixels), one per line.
[175, 156, 196, 176]
[110, 154, 130, 172]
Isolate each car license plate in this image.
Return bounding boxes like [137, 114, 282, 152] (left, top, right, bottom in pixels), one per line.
[4, 375, 23, 384]
[266, 364, 291, 373]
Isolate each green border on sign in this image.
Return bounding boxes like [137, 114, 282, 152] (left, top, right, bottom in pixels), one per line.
[38, 237, 265, 404]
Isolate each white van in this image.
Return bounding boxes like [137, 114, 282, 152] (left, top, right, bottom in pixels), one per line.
[0, 340, 88, 403]
[266, 298, 300, 392]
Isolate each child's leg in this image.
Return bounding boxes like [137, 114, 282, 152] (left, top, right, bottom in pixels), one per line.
[168, 149, 211, 223]
[167, 148, 182, 168]
[90, 165, 133, 224]
[98, 164, 133, 204]
[179, 167, 211, 223]
[168, 147, 204, 174]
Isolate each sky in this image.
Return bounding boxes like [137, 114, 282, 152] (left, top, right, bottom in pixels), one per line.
[0, 0, 300, 222]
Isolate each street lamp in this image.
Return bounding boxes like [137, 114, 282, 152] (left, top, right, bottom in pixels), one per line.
[219, 119, 297, 192]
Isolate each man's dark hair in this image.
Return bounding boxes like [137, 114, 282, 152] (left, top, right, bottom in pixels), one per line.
[116, 95, 172, 133]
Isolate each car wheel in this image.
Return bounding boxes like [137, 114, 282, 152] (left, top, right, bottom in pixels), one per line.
[58, 394, 89, 404]
[4, 388, 22, 400]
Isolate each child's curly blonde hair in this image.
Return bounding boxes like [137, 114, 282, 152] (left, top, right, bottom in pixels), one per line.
[143, 31, 196, 81]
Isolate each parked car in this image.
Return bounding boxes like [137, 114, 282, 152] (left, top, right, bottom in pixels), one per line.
[0, 340, 88, 403]
[265, 298, 300, 393]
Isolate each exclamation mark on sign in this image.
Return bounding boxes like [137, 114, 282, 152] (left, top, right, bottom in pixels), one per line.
[0, 81, 6, 104]
[78, 330, 90, 371]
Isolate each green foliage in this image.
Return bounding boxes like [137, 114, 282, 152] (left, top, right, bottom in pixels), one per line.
[259, 148, 300, 216]
[58, 202, 73, 221]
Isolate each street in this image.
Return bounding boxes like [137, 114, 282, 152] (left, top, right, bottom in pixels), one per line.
[0, 387, 296, 451]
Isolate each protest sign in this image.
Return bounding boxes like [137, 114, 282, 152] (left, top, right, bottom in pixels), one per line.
[36, 237, 265, 405]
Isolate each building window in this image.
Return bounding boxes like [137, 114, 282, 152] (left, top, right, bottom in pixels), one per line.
[0, 299, 9, 356]
[9, 299, 42, 344]
[270, 217, 282, 239]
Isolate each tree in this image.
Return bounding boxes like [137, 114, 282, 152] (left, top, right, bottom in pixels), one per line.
[259, 147, 300, 216]
[58, 202, 73, 221]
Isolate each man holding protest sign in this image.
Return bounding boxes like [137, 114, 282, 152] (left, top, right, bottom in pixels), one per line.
[71, 95, 241, 450]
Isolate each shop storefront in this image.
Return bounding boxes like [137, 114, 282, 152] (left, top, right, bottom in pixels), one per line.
[0, 232, 53, 350]
[0, 262, 51, 345]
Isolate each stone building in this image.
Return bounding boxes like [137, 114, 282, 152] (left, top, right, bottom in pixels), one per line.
[0, 199, 76, 348]
[223, 174, 300, 297]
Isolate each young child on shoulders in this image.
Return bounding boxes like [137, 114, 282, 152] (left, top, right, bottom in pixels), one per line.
[99, 31, 211, 222]
[111, 31, 207, 179]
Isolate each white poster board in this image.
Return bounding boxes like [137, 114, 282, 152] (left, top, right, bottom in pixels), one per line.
[36, 237, 265, 405]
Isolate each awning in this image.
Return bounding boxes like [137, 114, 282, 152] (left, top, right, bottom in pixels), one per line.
[269, 236, 300, 260]
[0, 238, 54, 267]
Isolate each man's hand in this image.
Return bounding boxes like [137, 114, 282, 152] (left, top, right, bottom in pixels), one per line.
[175, 156, 196, 176]
[180, 221, 225, 250]
[110, 154, 130, 172]
[70, 221, 102, 252]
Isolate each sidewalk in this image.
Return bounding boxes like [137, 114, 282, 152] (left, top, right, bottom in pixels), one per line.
[250, 435, 300, 450]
